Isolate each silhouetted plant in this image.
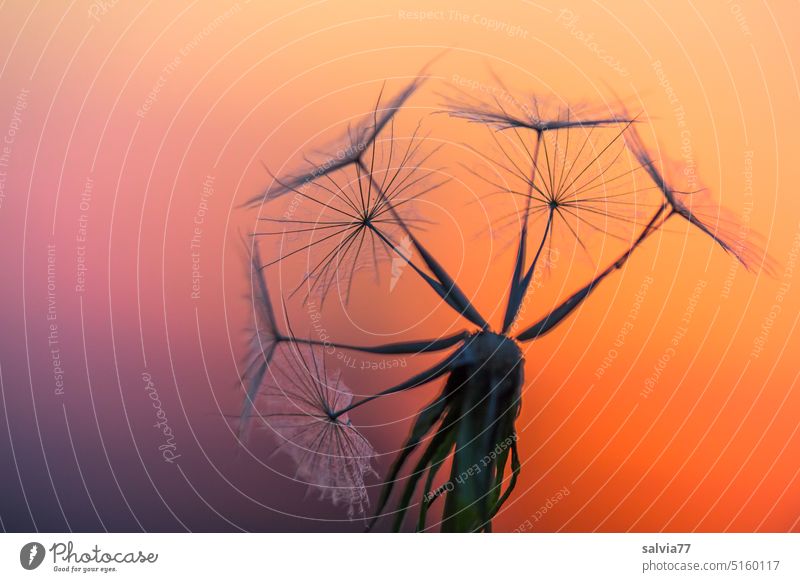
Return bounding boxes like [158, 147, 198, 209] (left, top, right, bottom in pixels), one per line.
[238, 75, 771, 532]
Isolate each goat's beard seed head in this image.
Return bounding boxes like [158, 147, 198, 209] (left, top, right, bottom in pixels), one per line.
[239, 73, 774, 529]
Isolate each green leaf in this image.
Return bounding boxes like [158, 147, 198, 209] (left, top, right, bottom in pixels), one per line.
[368, 391, 449, 530]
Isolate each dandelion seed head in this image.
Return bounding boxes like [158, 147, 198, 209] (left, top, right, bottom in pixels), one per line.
[625, 124, 777, 274]
[445, 88, 635, 133]
[247, 78, 425, 207]
[459, 99, 660, 265]
[255, 342, 377, 518]
[256, 128, 443, 306]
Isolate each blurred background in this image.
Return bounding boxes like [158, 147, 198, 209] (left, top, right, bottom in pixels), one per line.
[0, 0, 798, 532]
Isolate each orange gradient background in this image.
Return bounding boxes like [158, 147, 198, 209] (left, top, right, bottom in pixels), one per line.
[0, 0, 797, 532]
